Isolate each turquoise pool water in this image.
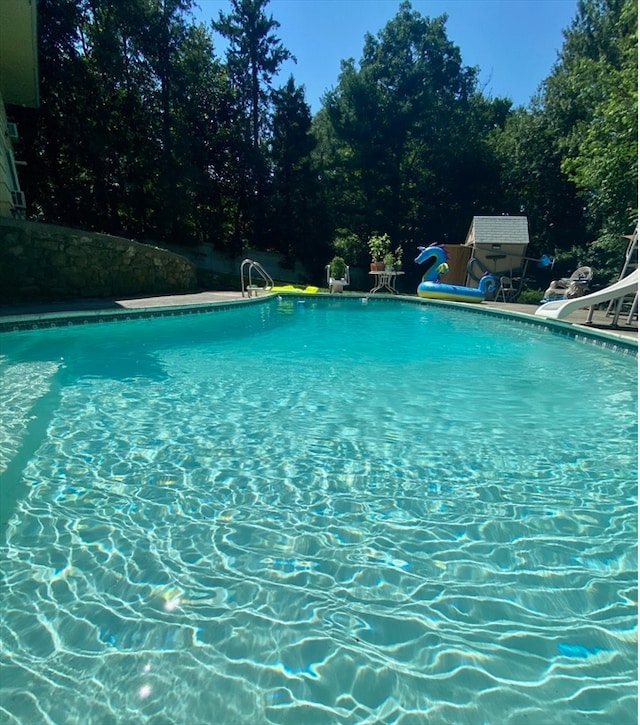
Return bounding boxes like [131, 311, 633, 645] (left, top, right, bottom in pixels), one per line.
[0, 298, 637, 724]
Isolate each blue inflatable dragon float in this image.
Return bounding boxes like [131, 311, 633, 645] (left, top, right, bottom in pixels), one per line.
[415, 244, 496, 303]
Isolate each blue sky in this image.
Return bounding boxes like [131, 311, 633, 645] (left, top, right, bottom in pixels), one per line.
[193, 0, 578, 112]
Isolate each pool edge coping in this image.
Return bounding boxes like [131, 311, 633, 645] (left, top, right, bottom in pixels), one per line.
[395, 294, 638, 353]
[0, 291, 637, 356]
[0, 295, 267, 332]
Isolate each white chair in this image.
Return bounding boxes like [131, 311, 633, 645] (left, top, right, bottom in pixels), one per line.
[497, 276, 517, 302]
[326, 264, 350, 293]
[544, 266, 593, 301]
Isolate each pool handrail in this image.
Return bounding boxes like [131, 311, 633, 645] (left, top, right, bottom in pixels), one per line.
[240, 259, 274, 297]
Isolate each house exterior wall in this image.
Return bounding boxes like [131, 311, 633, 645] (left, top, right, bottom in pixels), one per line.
[0, 0, 40, 108]
[0, 0, 39, 218]
[0, 94, 24, 218]
[0, 98, 12, 217]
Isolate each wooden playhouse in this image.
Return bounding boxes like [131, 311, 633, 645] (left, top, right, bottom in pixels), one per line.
[463, 216, 530, 288]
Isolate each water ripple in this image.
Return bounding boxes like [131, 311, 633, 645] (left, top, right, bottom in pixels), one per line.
[1, 305, 636, 723]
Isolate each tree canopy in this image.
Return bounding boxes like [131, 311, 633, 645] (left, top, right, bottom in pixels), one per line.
[8, 0, 637, 285]
[316, 2, 510, 262]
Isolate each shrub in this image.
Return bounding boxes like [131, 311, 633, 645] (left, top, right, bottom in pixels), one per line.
[517, 288, 545, 305]
[332, 229, 362, 265]
[329, 255, 347, 279]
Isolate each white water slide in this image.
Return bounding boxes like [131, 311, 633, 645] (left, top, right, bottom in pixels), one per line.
[535, 269, 638, 320]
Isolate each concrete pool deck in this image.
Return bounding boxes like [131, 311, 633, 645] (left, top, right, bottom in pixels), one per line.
[0, 290, 637, 343]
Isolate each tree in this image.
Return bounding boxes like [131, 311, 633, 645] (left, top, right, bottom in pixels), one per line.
[213, 0, 293, 150]
[212, 0, 294, 252]
[265, 77, 328, 268]
[315, 1, 507, 251]
[12, 0, 245, 248]
[165, 22, 239, 245]
[541, 0, 637, 236]
[489, 107, 588, 258]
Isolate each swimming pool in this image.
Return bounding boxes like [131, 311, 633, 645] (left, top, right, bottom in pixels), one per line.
[1, 297, 637, 724]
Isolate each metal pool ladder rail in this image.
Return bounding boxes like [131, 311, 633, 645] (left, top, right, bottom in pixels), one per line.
[240, 258, 274, 297]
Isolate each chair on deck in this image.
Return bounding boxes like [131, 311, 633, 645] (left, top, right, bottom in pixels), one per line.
[497, 276, 518, 302]
[326, 264, 350, 293]
[543, 266, 593, 302]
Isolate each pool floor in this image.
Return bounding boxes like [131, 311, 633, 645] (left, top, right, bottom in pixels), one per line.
[0, 298, 637, 724]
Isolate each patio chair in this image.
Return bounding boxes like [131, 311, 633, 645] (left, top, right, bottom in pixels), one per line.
[543, 266, 593, 302]
[497, 275, 518, 302]
[326, 264, 350, 293]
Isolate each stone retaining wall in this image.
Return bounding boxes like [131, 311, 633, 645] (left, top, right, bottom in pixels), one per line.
[0, 218, 198, 304]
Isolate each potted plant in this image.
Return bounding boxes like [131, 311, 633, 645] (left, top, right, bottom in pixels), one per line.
[368, 233, 391, 271]
[329, 255, 347, 280]
[383, 252, 396, 271]
[327, 255, 349, 293]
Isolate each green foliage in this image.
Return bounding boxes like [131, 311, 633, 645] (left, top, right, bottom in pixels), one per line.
[212, 0, 296, 253]
[8, 0, 636, 288]
[542, 0, 638, 237]
[265, 77, 327, 267]
[318, 1, 507, 246]
[367, 233, 392, 262]
[487, 0, 637, 276]
[516, 288, 545, 305]
[14, 0, 312, 258]
[580, 232, 630, 286]
[17, 0, 241, 246]
[329, 255, 347, 279]
[489, 108, 588, 255]
[213, 0, 293, 149]
[331, 229, 363, 265]
[548, 229, 630, 287]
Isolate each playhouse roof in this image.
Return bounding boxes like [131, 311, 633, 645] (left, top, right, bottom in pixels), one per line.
[464, 216, 530, 247]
